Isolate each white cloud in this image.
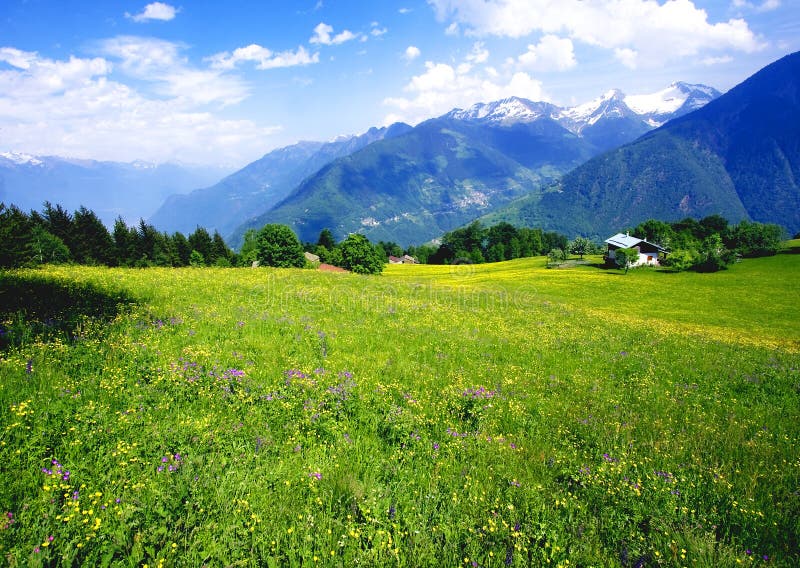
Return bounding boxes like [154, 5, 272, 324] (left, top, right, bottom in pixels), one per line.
[732, 0, 781, 12]
[399, 7, 412, 14]
[310, 22, 360, 45]
[370, 22, 388, 37]
[404, 46, 421, 61]
[466, 42, 489, 64]
[516, 35, 576, 72]
[428, 0, 766, 67]
[207, 44, 318, 70]
[0, 42, 277, 165]
[383, 57, 548, 125]
[96, 36, 249, 106]
[126, 2, 179, 23]
[700, 55, 734, 65]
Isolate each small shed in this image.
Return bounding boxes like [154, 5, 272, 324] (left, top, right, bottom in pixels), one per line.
[604, 233, 665, 267]
[304, 251, 321, 264]
[388, 255, 404, 264]
[402, 254, 419, 264]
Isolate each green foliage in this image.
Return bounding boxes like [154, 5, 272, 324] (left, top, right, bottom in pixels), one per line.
[615, 247, 640, 273]
[429, 222, 564, 265]
[694, 234, 733, 272]
[238, 229, 260, 266]
[30, 226, 71, 265]
[726, 220, 784, 257]
[339, 234, 385, 274]
[547, 247, 566, 266]
[661, 248, 699, 272]
[316, 228, 336, 251]
[189, 250, 205, 267]
[256, 224, 306, 268]
[568, 236, 595, 259]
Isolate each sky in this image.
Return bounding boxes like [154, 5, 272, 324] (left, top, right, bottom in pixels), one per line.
[0, 0, 797, 168]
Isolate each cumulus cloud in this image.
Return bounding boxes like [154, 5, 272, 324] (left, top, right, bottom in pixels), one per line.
[404, 46, 421, 61]
[428, 0, 765, 67]
[310, 22, 360, 45]
[96, 36, 249, 106]
[383, 56, 548, 126]
[207, 44, 318, 70]
[516, 35, 576, 72]
[0, 42, 277, 165]
[126, 2, 179, 23]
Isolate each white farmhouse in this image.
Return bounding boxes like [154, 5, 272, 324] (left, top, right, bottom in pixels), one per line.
[604, 233, 666, 267]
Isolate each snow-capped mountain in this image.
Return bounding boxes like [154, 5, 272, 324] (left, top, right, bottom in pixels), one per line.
[0, 151, 44, 166]
[445, 98, 561, 125]
[625, 82, 722, 126]
[444, 82, 720, 135]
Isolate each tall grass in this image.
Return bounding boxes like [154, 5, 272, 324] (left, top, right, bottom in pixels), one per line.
[1, 255, 798, 566]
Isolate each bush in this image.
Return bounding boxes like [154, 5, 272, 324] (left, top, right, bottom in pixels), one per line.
[256, 224, 306, 268]
[661, 249, 698, 272]
[339, 234, 384, 274]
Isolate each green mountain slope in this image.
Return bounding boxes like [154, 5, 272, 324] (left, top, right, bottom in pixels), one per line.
[490, 51, 800, 238]
[150, 124, 412, 236]
[230, 118, 596, 245]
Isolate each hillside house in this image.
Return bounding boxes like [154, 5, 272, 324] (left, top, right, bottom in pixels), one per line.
[388, 255, 404, 264]
[604, 233, 666, 267]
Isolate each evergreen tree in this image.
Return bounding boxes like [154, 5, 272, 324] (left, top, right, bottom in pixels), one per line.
[188, 227, 213, 266]
[317, 228, 337, 251]
[0, 204, 35, 268]
[210, 231, 233, 266]
[42, 202, 76, 256]
[172, 232, 192, 266]
[73, 206, 114, 265]
[113, 217, 137, 266]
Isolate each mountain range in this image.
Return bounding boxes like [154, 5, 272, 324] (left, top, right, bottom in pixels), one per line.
[5, 52, 797, 247]
[0, 153, 230, 228]
[484, 51, 800, 238]
[146, 82, 718, 245]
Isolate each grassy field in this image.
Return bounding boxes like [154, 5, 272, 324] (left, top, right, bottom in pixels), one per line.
[1, 253, 798, 566]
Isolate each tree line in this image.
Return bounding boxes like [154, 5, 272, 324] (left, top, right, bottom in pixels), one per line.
[0, 202, 236, 269]
[0, 202, 388, 275]
[629, 215, 785, 272]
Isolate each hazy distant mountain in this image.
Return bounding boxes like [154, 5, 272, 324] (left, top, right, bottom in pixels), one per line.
[482, 51, 800, 238]
[149, 123, 413, 236]
[0, 153, 229, 227]
[228, 83, 719, 246]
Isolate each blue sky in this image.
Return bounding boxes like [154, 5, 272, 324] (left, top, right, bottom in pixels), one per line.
[1, 1, 796, 167]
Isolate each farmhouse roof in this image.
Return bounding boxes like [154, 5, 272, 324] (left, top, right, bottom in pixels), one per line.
[604, 232, 666, 252]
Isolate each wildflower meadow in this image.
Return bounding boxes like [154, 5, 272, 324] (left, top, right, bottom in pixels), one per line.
[1, 250, 798, 566]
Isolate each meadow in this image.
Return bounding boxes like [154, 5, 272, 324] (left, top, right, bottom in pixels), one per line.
[0, 251, 798, 566]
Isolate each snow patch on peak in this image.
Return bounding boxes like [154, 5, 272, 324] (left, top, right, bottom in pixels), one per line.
[625, 82, 720, 116]
[0, 151, 43, 166]
[447, 97, 554, 124]
[559, 89, 629, 124]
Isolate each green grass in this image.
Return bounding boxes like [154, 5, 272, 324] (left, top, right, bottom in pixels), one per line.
[1, 255, 798, 566]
